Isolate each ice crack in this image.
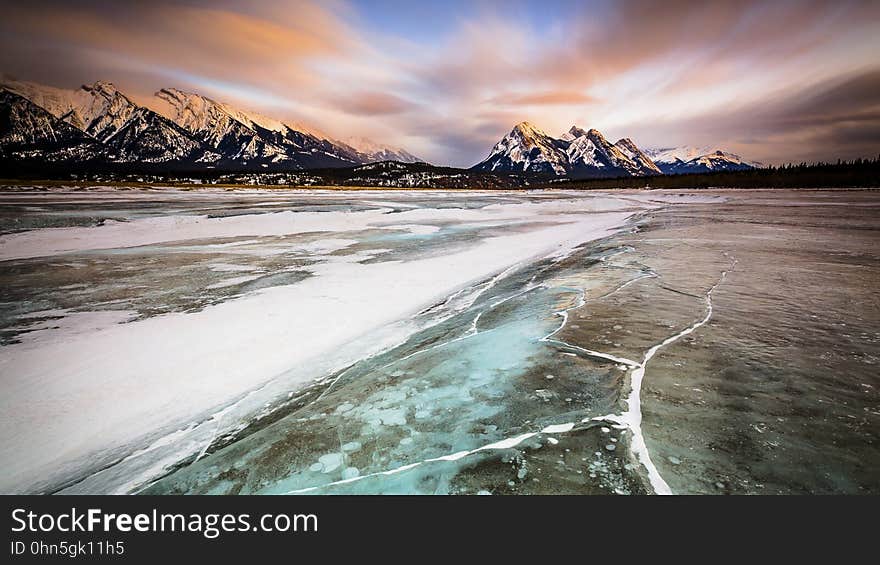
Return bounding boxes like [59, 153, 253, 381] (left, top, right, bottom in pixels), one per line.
[590, 256, 737, 495]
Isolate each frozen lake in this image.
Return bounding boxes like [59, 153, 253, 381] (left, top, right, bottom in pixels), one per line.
[1, 188, 876, 495]
[0, 188, 691, 493]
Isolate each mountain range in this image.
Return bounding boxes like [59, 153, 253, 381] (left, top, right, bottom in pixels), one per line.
[643, 145, 759, 174]
[472, 122, 758, 177]
[0, 78, 421, 170]
[1, 77, 759, 179]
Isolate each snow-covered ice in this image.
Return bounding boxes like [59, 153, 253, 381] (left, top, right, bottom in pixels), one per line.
[0, 189, 656, 494]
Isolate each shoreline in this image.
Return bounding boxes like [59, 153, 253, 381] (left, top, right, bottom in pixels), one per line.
[1, 178, 879, 193]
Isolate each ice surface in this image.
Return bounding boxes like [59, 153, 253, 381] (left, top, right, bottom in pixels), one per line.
[0, 189, 650, 493]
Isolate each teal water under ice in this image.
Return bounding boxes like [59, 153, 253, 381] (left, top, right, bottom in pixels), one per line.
[0, 188, 683, 495]
[145, 240, 646, 494]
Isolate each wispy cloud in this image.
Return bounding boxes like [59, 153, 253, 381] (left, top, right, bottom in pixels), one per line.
[489, 91, 598, 107]
[332, 91, 416, 116]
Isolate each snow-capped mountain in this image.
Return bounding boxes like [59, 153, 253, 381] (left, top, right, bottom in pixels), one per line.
[613, 137, 663, 175]
[0, 90, 102, 161]
[0, 78, 421, 170]
[152, 89, 424, 168]
[473, 122, 570, 174]
[0, 78, 95, 130]
[153, 88, 289, 163]
[473, 123, 660, 177]
[153, 88, 369, 168]
[340, 136, 422, 164]
[644, 146, 759, 174]
[473, 123, 760, 177]
[564, 127, 661, 175]
[3, 79, 209, 163]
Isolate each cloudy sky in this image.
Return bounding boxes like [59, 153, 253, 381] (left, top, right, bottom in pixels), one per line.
[1, 0, 878, 166]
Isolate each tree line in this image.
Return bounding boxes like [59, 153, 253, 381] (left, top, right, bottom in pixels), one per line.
[549, 157, 880, 190]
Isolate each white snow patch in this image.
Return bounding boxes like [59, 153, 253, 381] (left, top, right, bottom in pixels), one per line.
[0, 196, 639, 493]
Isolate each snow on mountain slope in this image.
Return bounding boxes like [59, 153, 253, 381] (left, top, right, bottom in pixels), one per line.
[566, 127, 659, 176]
[3, 78, 756, 174]
[99, 108, 211, 163]
[644, 146, 715, 164]
[74, 83, 208, 163]
[472, 122, 570, 174]
[473, 123, 660, 177]
[153, 88, 291, 163]
[153, 88, 373, 168]
[1, 78, 94, 130]
[683, 150, 757, 172]
[340, 136, 422, 164]
[154, 91, 421, 167]
[1, 78, 422, 169]
[0, 89, 102, 161]
[614, 137, 662, 175]
[474, 123, 762, 177]
[645, 146, 760, 173]
[559, 125, 588, 142]
[564, 128, 609, 170]
[2, 79, 210, 163]
[75, 81, 143, 142]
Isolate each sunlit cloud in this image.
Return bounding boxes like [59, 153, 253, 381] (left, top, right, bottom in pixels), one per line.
[332, 91, 416, 116]
[489, 91, 598, 107]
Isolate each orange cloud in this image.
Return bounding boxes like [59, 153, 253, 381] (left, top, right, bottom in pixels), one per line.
[490, 90, 598, 107]
[333, 91, 415, 116]
[5, 2, 357, 92]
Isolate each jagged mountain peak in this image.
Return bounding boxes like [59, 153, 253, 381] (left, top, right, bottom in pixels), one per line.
[153, 87, 289, 135]
[474, 121, 663, 177]
[509, 121, 554, 143]
[340, 136, 422, 164]
[563, 126, 605, 139]
[0, 89, 102, 162]
[154, 87, 190, 107]
[566, 125, 588, 138]
[2, 79, 213, 163]
[153, 87, 246, 131]
[153, 88, 409, 165]
[1, 78, 90, 129]
[560, 125, 610, 143]
[155, 87, 237, 120]
[2, 77, 424, 170]
[82, 80, 124, 97]
[472, 121, 567, 174]
[152, 87, 377, 166]
[512, 121, 540, 132]
[644, 145, 760, 173]
[155, 90, 420, 164]
[156, 86, 186, 97]
[614, 137, 638, 151]
[613, 138, 662, 175]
